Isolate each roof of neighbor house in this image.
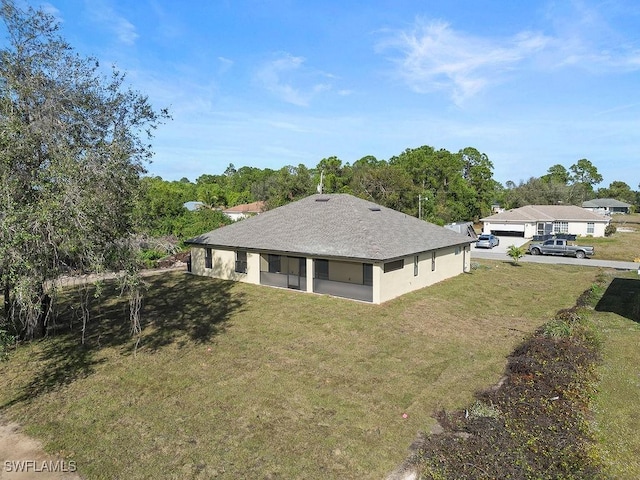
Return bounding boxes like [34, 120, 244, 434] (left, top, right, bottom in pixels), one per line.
[480, 205, 609, 223]
[187, 194, 472, 261]
[582, 198, 631, 208]
[222, 201, 266, 215]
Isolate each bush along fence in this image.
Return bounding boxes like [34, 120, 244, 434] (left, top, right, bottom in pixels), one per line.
[389, 274, 608, 480]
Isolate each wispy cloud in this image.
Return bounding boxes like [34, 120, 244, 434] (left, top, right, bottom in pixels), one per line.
[380, 3, 640, 104]
[378, 19, 550, 104]
[545, 1, 640, 72]
[255, 52, 332, 106]
[84, 0, 138, 45]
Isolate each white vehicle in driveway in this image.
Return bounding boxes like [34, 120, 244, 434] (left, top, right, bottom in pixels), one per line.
[475, 234, 499, 249]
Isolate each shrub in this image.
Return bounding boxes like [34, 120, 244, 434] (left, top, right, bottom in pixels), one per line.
[412, 282, 606, 479]
[0, 327, 15, 361]
[138, 249, 166, 268]
[604, 224, 617, 236]
[507, 245, 526, 264]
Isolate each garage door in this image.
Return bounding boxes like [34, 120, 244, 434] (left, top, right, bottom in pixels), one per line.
[489, 223, 525, 237]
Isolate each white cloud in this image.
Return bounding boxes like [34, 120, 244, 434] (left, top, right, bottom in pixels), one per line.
[255, 52, 333, 106]
[378, 19, 550, 104]
[84, 0, 138, 45]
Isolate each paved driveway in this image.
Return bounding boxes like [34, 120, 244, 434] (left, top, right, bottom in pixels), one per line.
[472, 236, 640, 271]
[472, 235, 529, 255]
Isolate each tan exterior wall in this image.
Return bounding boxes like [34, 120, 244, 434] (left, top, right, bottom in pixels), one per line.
[190, 246, 260, 284]
[191, 245, 470, 304]
[328, 260, 363, 284]
[378, 247, 467, 303]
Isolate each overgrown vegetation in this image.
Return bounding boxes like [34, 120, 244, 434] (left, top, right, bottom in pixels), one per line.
[406, 274, 611, 479]
[0, 0, 168, 340]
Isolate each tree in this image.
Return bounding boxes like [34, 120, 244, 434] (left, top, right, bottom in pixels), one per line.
[596, 181, 635, 205]
[0, 1, 168, 339]
[350, 160, 417, 215]
[569, 159, 602, 200]
[458, 147, 496, 220]
[313, 156, 352, 194]
[542, 164, 570, 185]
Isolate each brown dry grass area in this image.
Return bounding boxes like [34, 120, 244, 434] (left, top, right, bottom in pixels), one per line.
[0, 262, 600, 479]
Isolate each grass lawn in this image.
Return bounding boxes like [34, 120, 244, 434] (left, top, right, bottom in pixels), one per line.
[591, 271, 640, 478]
[586, 229, 640, 262]
[0, 263, 628, 479]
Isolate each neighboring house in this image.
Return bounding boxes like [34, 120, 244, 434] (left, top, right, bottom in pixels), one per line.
[222, 201, 266, 221]
[480, 205, 610, 238]
[444, 222, 478, 239]
[186, 194, 472, 304]
[582, 198, 632, 215]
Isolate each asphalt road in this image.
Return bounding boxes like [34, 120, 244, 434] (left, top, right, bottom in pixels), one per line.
[471, 236, 640, 272]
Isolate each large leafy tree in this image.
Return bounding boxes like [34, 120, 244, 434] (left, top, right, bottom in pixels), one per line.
[350, 157, 417, 215]
[569, 158, 602, 200]
[0, 1, 167, 338]
[596, 180, 636, 205]
[542, 164, 571, 185]
[458, 147, 496, 220]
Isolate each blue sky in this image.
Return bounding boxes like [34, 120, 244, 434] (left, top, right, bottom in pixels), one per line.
[31, 0, 640, 188]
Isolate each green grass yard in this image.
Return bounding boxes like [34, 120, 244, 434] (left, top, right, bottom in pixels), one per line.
[0, 262, 637, 479]
[591, 272, 640, 478]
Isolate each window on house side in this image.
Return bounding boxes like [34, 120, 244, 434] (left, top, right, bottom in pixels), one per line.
[414, 256, 419, 276]
[383, 259, 403, 273]
[553, 221, 568, 233]
[587, 222, 594, 234]
[431, 251, 436, 271]
[205, 248, 213, 269]
[363, 264, 373, 286]
[235, 251, 247, 273]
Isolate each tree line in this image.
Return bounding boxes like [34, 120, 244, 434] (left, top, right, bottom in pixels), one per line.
[138, 154, 639, 241]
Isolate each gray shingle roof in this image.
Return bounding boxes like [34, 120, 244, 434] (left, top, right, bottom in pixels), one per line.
[186, 194, 472, 261]
[582, 198, 631, 208]
[480, 205, 609, 223]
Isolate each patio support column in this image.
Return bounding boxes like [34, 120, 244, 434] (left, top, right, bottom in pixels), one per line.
[306, 257, 314, 293]
[372, 263, 382, 304]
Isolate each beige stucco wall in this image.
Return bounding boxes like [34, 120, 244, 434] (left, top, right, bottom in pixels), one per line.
[377, 246, 468, 304]
[190, 245, 470, 304]
[190, 246, 260, 284]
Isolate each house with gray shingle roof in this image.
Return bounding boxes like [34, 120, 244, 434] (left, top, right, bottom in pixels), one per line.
[480, 205, 610, 239]
[186, 194, 472, 303]
[582, 198, 632, 215]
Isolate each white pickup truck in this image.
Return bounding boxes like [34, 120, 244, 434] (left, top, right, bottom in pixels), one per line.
[527, 238, 595, 259]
